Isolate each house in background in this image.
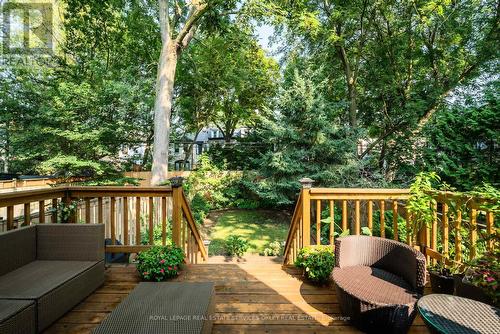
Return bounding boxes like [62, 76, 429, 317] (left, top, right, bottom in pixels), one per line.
[120, 127, 249, 171]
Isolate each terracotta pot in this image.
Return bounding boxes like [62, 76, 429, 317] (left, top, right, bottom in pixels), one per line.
[429, 271, 454, 294]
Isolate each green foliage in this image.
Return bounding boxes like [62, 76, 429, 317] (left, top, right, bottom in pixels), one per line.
[176, 26, 279, 143]
[372, 210, 408, 241]
[1, 0, 157, 176]
[406, 172, 441, 235]
[295, 246, 335, 283]
[428, 262, 464, 277]
[224, 235, 250, 257]
[464, 249, 500, 306]
[270, 0, 499, 183]
[417, 82, 499, 190]
[75, 177, 140, 186]
[136, 246, 184, 282]
[247, 64, 373, 207]
[185, 155, 264, 222]
[140, 223, 172, 246]
[263, 241, 282, 256]
[190, 193, 212, 224]
[56, 200, 80, 224]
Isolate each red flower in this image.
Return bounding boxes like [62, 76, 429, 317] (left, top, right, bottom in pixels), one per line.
[168, 266, 173, 270]
[174, 266, 178, 270]
[143, 272, 148, 276]
[160, 269, 165, 273]
[160, 259, 165, 264]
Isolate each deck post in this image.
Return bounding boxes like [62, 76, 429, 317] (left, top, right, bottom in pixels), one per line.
[299, 178, 314, 247]
[171, 176, 184, 247]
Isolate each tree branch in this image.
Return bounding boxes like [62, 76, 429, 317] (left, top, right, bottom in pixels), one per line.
[175, 0, 208, 48]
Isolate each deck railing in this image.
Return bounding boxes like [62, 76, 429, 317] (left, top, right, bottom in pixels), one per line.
[283, 179, 497, 265]
[0, 183, 207, 263]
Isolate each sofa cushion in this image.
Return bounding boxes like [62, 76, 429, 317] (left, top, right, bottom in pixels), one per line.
[332, 265, 419, 306]
[0, 260, 99, 299]
[0, 226, 36, 276]
[0, 299, 36, 334]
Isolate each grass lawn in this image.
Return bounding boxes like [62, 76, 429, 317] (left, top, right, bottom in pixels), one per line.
[206, 209, 290, 256]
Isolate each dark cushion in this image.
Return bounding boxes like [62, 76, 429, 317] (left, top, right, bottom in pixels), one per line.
[0, 260, 99, 299]
[0, 299, 34, 323]
[36, 224, 105, 261]
[0, 226, 36, 276]
[332, 266, 419, 306]
[0, 299, 36, 334]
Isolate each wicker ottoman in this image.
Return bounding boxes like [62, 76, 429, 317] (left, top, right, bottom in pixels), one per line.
[0, 300, 36, 334]
[93, 282, 215, 334]
[333, 266, 420, 333]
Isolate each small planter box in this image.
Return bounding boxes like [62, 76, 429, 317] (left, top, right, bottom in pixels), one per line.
[454, 275, 493, 306]
[429, 271, 454, 294]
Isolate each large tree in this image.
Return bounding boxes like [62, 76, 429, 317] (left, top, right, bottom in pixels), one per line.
[150, 0, 240, 184]
[175, 26, 279, 146]
[0, 0, 159, 176]
[272, 0, 499, 180]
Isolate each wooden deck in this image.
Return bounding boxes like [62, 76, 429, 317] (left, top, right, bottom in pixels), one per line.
[43, 258, 431, 334]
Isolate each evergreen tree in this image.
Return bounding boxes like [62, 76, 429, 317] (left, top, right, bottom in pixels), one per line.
[247, 63, 381, 206]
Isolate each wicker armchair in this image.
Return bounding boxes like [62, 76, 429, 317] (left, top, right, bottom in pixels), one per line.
[332, 236, 426, 334]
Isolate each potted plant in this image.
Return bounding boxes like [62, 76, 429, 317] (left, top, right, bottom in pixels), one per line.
[455, 249, 499, 307]
[136, 245, 184, 281]
[295, 246, 335, 284]
[428, 262, 462, 294]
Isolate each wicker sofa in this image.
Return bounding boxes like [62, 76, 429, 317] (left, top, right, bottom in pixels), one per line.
[0, 224, 105, 334]
[332, 236, 426, 334]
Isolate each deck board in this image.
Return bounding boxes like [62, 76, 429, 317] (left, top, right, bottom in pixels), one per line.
[43, 263, 430, 334]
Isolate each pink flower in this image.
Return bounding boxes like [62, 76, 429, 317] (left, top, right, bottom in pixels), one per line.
[160, 269, 165, 274]
[486, 277, 495, 283]
[159, 259, 165, 264]
[143, 272, 148, 276]
[174, 266, 178, 270]
[168, 266, 172, 271]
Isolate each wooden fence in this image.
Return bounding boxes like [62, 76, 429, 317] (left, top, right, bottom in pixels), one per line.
[0, 185, 207, 263]
[283, 180, 497, 265]
[0, 178, 54, 189]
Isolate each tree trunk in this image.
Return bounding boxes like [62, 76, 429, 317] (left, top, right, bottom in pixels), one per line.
[336, 45, 357, 128]
[142, 128, 154, 168]
[3, 124, 9, 173]
[151, 39, 179, 185]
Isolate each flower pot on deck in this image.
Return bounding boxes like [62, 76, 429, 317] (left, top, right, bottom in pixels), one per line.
[454, 274, 493, 305]
[429, 271, 454, 294]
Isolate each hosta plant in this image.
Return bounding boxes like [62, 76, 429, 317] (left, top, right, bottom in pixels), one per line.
[263, 241, 282, 256]
[137, 245, 184, 281]
[295, 246, 335, 283]
[225, 235, 249, 257]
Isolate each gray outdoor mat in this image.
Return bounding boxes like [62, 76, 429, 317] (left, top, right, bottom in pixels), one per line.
[93, 282, 215, 334]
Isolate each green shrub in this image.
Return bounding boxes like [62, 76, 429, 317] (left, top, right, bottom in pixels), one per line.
[191, 193, 211, 224]
[184, 155, 264, 218]
[225, 235, 249, 256]
[295, 246, 335, 283]
[263, 241, 282, 256]
[136, 245, 184, 281]
[140, 223, 172, 246]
